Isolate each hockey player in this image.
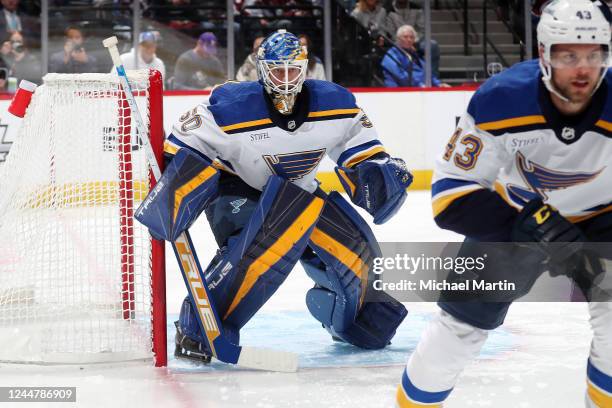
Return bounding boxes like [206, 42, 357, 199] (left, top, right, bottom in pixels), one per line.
[136, 30, 412, 362]
[396, 1, 612, 406]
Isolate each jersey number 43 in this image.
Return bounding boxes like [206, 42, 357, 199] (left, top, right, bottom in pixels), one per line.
[443, 127, 483, 171]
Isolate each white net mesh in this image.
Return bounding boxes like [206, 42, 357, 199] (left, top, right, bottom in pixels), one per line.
[0, 71, 156, 364]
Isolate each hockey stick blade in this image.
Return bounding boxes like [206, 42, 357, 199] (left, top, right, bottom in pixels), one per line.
[238, 346, 298, 373]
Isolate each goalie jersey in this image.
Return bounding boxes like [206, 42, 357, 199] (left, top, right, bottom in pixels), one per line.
[165, 80, 385, 193]
[432, 59, 612, 239]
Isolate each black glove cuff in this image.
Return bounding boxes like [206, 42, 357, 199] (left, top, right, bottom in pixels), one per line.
[511, 198, 586, 261]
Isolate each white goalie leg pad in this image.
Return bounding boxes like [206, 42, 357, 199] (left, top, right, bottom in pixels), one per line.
[406, 310, 489, 393]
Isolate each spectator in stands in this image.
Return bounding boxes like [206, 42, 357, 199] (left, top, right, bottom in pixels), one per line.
[0, 0, 21, 34]
[118, 31, 166, 82]
[0, 33, 11, 63]
[173, 32, 226, 90]
[381, 25, 449, 88]
[49, 26, 98, 74]
[0, 0, 38, 47]
[0, 35, 11, 90]
[350, 0, 387, 38]
[0, 66, 7, 92]
[1, 31, 40, 84]
[236, 35, 264, 81]
[385, 0, 441, 77]
[298, 34, 326, 80]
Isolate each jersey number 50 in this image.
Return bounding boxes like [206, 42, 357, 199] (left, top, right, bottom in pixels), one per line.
[179, 108, 203, 133]
[443, 128, 483, 170]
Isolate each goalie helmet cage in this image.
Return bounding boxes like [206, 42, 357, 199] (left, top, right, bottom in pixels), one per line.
[0, 69, 167, 367]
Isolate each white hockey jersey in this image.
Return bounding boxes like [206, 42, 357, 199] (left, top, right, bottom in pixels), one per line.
[432, 59, 612, 224]
[165, 80, 385, 193]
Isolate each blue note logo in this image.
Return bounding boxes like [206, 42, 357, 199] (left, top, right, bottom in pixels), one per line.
[263, 149, 326, 181]
[230, 198, 247, 214]
[506, 152, 603, 203]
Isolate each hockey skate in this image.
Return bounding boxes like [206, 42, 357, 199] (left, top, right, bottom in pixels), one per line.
[174, 321, 212, 364]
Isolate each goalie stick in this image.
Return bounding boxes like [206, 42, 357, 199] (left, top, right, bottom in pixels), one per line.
[103, 36, 298, 373]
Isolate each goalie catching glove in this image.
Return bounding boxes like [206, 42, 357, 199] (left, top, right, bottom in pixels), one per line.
[335, 157, 413, 224]
[135, 148, 220, 241]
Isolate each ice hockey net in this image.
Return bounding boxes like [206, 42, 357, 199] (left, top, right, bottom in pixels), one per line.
[0, 70, 167, 366]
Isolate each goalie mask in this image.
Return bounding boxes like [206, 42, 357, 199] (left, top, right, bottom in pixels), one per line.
[537, 0, 611, 102]
[257, 30, 308, 115]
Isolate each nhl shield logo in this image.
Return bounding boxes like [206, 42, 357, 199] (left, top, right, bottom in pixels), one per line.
[287, 120, 296, 130]
[561, 127, 575, 140]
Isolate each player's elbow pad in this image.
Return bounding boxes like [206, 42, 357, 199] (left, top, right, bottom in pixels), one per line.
[135, 147, 219, 241]
[335, 157, 413, 224]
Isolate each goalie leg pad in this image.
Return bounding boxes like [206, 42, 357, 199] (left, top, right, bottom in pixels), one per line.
[177, 295, 240, 362]
[305, 283, 407, 349]
[135, 147, 219, 241]
[211, 176, 324, 329]
[305, 192, 380, 331]
[176, 177, 324, 354]
[303, 192, 407, 349]
[177, 247, 242, 345]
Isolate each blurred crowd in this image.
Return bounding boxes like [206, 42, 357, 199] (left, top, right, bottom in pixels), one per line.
[0, 0, 332, 91]
[0, 0, 597, 91]
[350, 0, 446, 87]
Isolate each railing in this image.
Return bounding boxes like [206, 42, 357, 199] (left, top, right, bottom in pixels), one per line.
[450, 0, 526, 81]
[335, 0, 439, 87]
[455, 0, 479, 55]
[482, 0, 525, 74]
[463, 0, 469, 55]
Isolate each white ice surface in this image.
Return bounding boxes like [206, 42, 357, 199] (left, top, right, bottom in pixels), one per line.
[0, 192, 594, 408]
